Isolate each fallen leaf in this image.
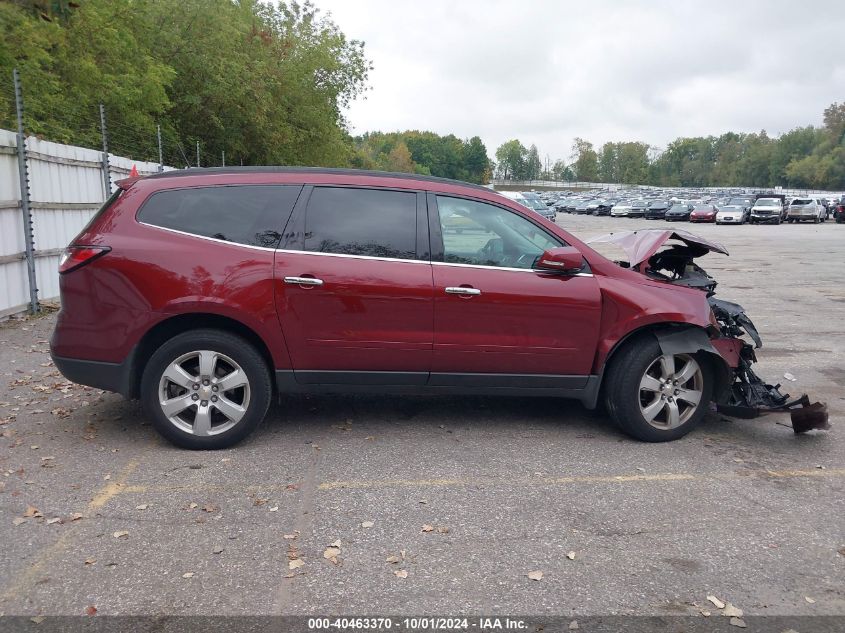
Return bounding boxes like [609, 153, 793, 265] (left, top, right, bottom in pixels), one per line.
[84, 558, 96, 566]
[269, 506, 279, 512]
[838, 547, 845, 557]
[323, 546, 341, 563]
[182, 572, 195, 578]
[283, 534, 298, 540]
[527, 570, 543, 581]
[13, 517, 26, 526]
[30, 616, 45, 624]
[419, 499, 428, 504]
[394, 569, 408, 578]
[361, 521, 374, 528]
[566, 551, 576, 560]
[436, 526, 449, 534]
[330, 539, 341, 548]
[112, 530, 129, 539]
[103, 474, 110, 481]
[212, 547, 224, 554]
[85, 605, 97, 616]
[289, 559, 305, 570]
[69, 513, 84, 521]
[46, 517, 62, 525]
[202, 504, 218, 513]
[189, 502, 198, 509]
[722, 604, 743, 617]
[23, 505, 41, 518]
[729, 617, 746, 628]
[805, 596, 815, 604]
[707, 595, 726, 610]
[252, 497, 268, 506]
[700, 610, 711, 617]
[421, 524, 434, 533]
[386, 555, 401, 564]
[569, 621, 579, 630]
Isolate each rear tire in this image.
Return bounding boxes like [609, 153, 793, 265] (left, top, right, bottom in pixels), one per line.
[141, 329, 272, 449]
[604, 336, 713, 442]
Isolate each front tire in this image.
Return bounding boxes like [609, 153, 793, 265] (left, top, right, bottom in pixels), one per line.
[604, 336, 713, 442]
[141, 329, 272, 449]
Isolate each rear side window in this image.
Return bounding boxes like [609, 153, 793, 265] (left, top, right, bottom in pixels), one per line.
[304, 187, 416, 259]
[138, 185, 301, 248]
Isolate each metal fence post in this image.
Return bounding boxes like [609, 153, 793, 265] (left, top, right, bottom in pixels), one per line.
[196, 140, 200, 168]
[99, 104, 111, 196]
[13, 69, 39, 314]
[157, 124, 163, 172]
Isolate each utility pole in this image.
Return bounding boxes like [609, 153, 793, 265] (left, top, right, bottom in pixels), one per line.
[13, 69, 39, 314]
[156, 124, 163, 172]
[222, 150, 225, 167]
[99, 104, 111, 195]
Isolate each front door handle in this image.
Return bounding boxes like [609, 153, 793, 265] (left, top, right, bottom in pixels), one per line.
[445, 286, 481, 296]
[284, 276, 324, 287]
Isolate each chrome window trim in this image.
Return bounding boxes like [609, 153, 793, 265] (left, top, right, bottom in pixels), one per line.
[138, 222, 279, 252]
[135, 226, 594, 276]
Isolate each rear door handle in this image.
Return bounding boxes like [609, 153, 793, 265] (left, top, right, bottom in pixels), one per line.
[284, 276, 323, 287]
[445, 286, 481, 296]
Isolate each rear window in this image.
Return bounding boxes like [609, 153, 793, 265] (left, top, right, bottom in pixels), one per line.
[304, 187, 417, 260]
[791, 199, 812, 205]
[138, 185, 301, 248]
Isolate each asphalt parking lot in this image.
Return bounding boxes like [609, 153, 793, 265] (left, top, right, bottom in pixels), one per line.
[0, 215, 843, 619]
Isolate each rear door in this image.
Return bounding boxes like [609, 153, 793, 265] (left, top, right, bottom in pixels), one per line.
[428, 194, 601, 386]
[274, 186, 433, 385]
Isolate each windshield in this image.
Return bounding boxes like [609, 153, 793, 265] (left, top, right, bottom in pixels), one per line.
[728, 198, 751, 205]
[755, 199, 779, 207]
[692, 205, 713, 211]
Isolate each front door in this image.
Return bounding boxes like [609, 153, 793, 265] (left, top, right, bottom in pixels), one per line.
[274, 186, 433, 385]
[429, 194, 601, 384]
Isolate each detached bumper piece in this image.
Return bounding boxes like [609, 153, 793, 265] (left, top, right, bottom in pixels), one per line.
[709, 297, 829, 434]
[716, 344, 830, 434]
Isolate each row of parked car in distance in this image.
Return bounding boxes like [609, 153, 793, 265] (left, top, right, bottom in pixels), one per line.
[503, 188, 845, 225]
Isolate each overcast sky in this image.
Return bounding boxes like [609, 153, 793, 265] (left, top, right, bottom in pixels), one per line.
[316, 0, 845, 163]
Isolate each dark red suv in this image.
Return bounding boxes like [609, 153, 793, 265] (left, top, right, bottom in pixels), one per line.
[51, 168, 771, 449]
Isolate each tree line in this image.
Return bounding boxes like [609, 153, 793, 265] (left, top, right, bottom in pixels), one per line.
[351, 131, 491, 184]
[0, 0, 371, 167]
[495, 102, 845, 190]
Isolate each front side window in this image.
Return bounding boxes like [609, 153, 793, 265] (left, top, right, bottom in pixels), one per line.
[436, 196, 562, 269]
[138, 185, 300, 248]
[304, 187, 417, 260]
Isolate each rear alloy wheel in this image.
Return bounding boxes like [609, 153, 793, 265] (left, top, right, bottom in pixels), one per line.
[604, 336, 712, 442]
[141, 329, 271, 449]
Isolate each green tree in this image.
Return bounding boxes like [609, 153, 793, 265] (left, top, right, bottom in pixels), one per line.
[571, 138, 597, 182]
[525, 144, 542, 180]
[495, 139, 527, 180]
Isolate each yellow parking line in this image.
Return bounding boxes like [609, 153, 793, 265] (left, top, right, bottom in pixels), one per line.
[0, 458, 141, 604]
[316, 468, 845, 491]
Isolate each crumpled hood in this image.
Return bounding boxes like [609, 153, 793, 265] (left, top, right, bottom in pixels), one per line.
[587, 229, 729, 267]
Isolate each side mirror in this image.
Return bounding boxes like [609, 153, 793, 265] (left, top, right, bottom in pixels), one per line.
[536, 246, 584, 273]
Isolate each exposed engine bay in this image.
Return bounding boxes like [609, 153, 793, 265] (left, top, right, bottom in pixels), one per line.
[588, 229, 829, 433]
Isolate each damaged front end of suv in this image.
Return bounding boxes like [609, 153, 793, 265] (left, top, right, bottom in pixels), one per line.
[589, 229, 829, 433]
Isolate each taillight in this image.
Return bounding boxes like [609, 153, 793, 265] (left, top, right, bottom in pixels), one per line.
[58, 246, 111, 274]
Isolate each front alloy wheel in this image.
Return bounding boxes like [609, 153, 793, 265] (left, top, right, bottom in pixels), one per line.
[638, 354, 703, 430]
[604, 336, 713, 442]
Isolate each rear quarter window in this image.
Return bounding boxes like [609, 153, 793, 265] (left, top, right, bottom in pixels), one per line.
[137, 184, 302, 248]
